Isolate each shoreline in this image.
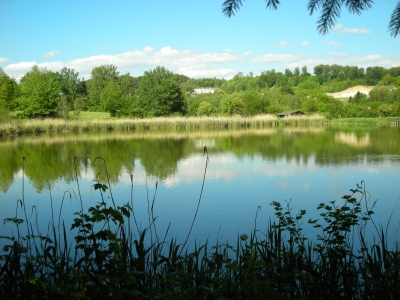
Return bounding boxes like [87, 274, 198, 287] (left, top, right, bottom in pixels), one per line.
[0, 114, 398, 137]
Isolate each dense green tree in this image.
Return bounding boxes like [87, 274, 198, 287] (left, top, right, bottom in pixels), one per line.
[297, 77, 321, 90]
[241, 90, 267, 114]
[56, 68, 81, 119]
[58, 68, 79, 104]
[19, 66, 61, 118]
[118, 73, 139, 98]
[0, 68, 16, 110]
[388, 66, 400, 77]
[348, 91, 367, 104]
[369, 86, 391, 102]
[101, 80, 127, 117]
[294, 67, 300, 77]
[221, 93, 248, 116]
[366, 66, 387, 85]
[173, 73, 191, 85]
[88, 64, 119, 109]
[259, 69, 278, 88]
[137, 66, 187, 117]
[197, 101, 216, 116]
[378, 74, 398, 86]
[301, 66, 310, 77]
[222, 0, 400, 37]
[285, 68, 293, 77]
[301, 97, 318, 114]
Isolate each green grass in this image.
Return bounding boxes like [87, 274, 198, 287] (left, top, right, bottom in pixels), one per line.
[0, 156, 399, 299]
[77, 111, 112, 120]
[330, 116, 400, 126]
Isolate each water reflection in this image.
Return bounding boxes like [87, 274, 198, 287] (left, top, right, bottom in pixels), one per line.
[1, 127, 400, 191]
[0, 127, 399, 246]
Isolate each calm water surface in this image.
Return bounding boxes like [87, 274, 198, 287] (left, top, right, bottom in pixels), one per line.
[1, 126, 400, 248]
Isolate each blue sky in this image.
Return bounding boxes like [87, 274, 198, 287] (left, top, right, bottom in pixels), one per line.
[1, 0, 399, 81]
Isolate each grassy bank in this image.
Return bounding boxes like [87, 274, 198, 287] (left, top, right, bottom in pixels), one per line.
[330, 116, 400, 126]
[0, 114, 328, 137]
[0, 156, 399, 299]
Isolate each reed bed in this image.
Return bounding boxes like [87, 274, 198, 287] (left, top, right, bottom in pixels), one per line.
[0, 114, 329, 137]
[1, 155, 399, 299]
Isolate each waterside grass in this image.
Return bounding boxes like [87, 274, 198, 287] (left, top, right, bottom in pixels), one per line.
[0, 156, 399, 299]
[330, 116, 400, 126]
[0, 114, 328, 137]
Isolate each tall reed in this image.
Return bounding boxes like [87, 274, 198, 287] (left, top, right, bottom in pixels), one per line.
[0, 115, 329, 137]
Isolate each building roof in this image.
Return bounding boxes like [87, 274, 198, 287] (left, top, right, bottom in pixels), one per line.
[277, 110, 304, 116]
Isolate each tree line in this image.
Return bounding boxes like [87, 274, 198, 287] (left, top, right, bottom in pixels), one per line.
[0, 63, 400, 120]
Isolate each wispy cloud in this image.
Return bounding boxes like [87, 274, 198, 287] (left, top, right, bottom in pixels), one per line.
[41, 50, 61, 58]
[332, 23, 372, 35]
[332, 24, 343, 31]
[274, 41, 289, 48]
[324, 40, 342, 47]
[0, 57, 9, 63]
[300, 41, 309, 46]
[341, 28, 373, 35]
[68, 40, 78, 45]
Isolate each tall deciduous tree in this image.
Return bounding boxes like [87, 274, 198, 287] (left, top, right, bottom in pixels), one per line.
[222, 0, 400, 37]
[137, 66, 186, 117]
[88, 64, 119, 109]
[0, 68, 16, 110]
[58, 67, 80, 105]
[101, 80, 127, 117]
[19, 66, 61, 118]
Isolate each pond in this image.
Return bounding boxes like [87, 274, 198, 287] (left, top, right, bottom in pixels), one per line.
[1, 126, 400, 249]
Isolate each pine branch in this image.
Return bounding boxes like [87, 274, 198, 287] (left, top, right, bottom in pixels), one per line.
[308, 0, 324, 15]
[222, 0, 243, 17]
[389, 1, 400, 37]
[344, 0, 373, 15]
[316, 0, 342, 35]
[265, 0, 281, 10]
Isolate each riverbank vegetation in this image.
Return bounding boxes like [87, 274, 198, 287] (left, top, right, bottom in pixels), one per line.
[0, 114, 331, 137]
[1, 155, 399, 299]
[1, 64, 400, 123]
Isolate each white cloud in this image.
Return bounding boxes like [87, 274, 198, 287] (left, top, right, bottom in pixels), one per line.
[0, 57, 10, 63]
[3, 46, 400, 82]
[3, 46, 246, 81]
[177, 67, 237, 79]
[332, 24, 343, 31]
[324, 40, 342, 47]
[341, 27, 373, 35]
[4, 61, 37, 75]
[300, 41, 309, 46]
[274, 41, 289, 48]
[68, 40, 78, 45]
[41, 50, 61, 58]
[332, 24, 372, 35]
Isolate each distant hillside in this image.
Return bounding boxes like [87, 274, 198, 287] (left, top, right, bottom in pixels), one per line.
[326, 86, 374, 99]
